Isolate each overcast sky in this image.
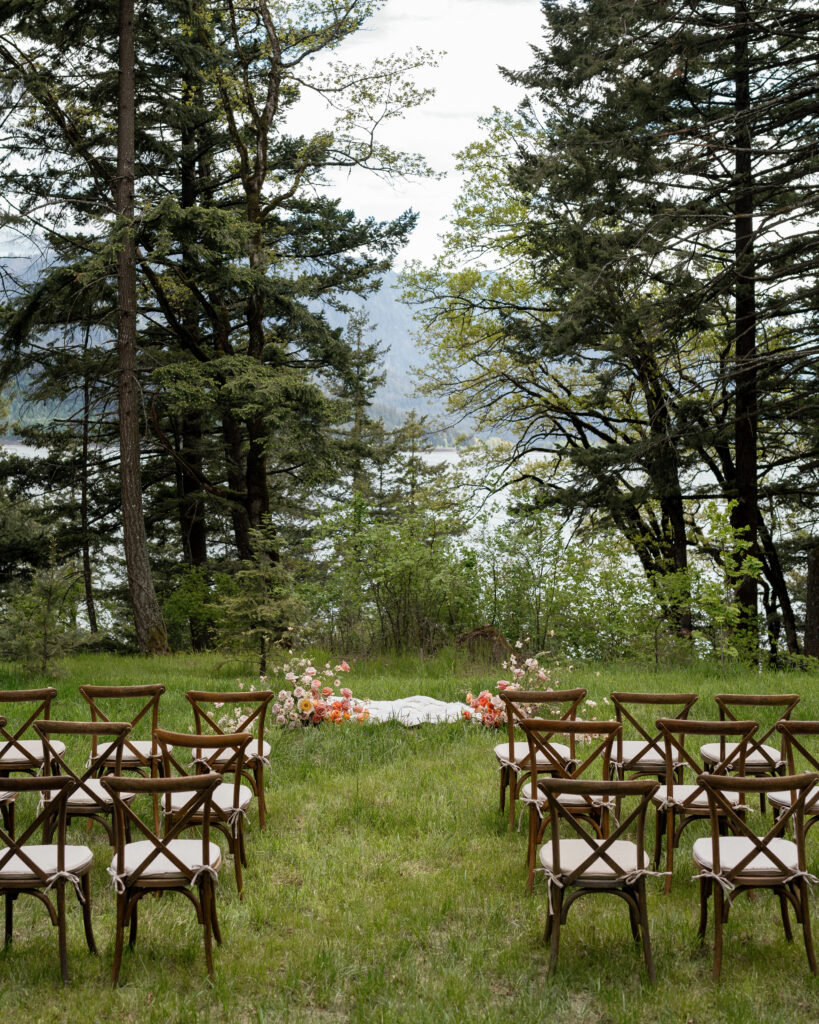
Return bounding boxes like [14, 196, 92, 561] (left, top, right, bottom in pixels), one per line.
[300, 0, 545, 267]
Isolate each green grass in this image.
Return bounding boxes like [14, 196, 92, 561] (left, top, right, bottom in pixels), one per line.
[1, 651, 818, 1023]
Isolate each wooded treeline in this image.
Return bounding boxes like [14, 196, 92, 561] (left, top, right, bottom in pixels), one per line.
[1, 0, 818, 667]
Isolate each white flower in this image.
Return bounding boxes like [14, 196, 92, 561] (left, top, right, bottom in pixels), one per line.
[515, 640, 523, 649]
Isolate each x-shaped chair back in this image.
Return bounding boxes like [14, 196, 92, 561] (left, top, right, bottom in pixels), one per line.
[33, 720, 130, 841]
[776, 721, 819, 835]
[0, 687, 58, 773]
[656, 718, 758, 813]
[714, 693, 800, 773]
[522, 718, 621, 798]
[500, 688, 586, 764]
[154, 728, 252, 815]
[0, 775, 74, 885]
[610, 691, 698, 775]
[78, 684, 165, 771]
[101, 772, 222, 889]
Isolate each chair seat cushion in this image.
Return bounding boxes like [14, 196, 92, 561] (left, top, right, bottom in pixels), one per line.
[650, 784, 742, 809]
[768, 787, 819, 812]
[699, 741, 782, 769]
[166, 781, 253, 815]
[692, 835, 799, 876]
[113, 839, 222, 882]
[519, 782, 613, 809]
[0, 739, 66, 765]
[540, 839, 644, 879]
[618, 740, 670, 770]
[0, 792, 15, 803]
[63, 778, 137, 808]
[0, 844, 93, 882]
[493, 740, 571, 767]
[207, 741, 270, 763]
[97, 739, 168, 764]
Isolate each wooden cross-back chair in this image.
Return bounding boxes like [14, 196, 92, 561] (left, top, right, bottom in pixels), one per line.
[496, 688, 586, 831]
[518, 718, 620, 892]
[773, 721, 819, 839]
[653, 718, 757, 893]
[0, 717, 16, 838]
[0, 687, 61, 777]
[693, 771, 818, 980]
[34, 720, 131, 845]
[610, 691, 698, 783]
[101, 772, 224, 985]
[154, 728, 253, 896]
[78, 683, 166, 775]
[185, 690, 273, 828]
[537, 777, 661, 982]
[703, 694, 800, 810]
[0, 775, 96, 984]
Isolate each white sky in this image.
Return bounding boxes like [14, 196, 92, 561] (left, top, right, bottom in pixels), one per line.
[301, 0, 544, 267]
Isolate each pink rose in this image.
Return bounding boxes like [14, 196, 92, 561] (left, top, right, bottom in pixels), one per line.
[340, 687, 352, 699]
[322, 686, 333, 697]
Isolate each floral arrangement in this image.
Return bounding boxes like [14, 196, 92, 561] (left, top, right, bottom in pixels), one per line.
[269, 658, 370, 727]
[462, 649, 561, 728]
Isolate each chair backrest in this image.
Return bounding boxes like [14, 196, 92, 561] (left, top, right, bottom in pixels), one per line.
[499, 688, 586, 763]
[520, 719, 621, 816]
[0, 687, 58, 768]
[656, 718, 758, 810]
[778, 721, 819, 774]
[33, 720, 131, 801]
[610, 691, 698, 766]
[538, 777, 659, 885]
[78, 684, 165, 767]
[715, 693, 800, 770]
[102, 773, 222, 887]
[154, 728, 252, 813]
[698, 772, 817, 883]
[0, 775, 75, 885]
[185, 690, 273, 762]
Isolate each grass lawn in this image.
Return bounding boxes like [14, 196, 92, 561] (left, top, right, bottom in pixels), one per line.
[1, 651, 818, 1023]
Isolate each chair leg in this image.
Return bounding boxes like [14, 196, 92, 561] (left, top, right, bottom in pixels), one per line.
[508, 772, 518, 832]
[201, 880, 215, 981]
[663, 810, 674, 894]
[779, 891, 793, 942]
[211, 890, 222, 946]
[638, 880, 656, 984]
[697, 878, 710, 941]
[499, 766, 507, 813]
[526, 808, 538, 893]
[628, 896, 640, 942]
[233, 828, 244, 898]
[4, 892, 13, 945]
[81, 873, 97, 954]
[548, 886, 562, 974]
[713, 885, 724, 981]
[255, 764, 266, 829]
[56, 880, 69, 985]
[128, 901, 138, 948]
[799, 879, 818, 975]
[112, 893, 126, 987]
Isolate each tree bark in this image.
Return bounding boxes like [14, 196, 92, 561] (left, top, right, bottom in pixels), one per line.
[117, 0, 168, 653]
[805, 546, 819, 658]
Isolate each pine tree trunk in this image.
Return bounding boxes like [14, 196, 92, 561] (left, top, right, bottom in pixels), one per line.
[117, 0, 168, 654]
[80, 363, 98, 636]
[805, 546, 819, 659]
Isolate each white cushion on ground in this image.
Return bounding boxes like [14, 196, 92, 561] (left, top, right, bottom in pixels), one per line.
[0, 844, 92, 881]
[540, 839, 643, 878]
[113, 839, 222, 881]
[650, 784, 742, 809]
[519, 782, 612, 809]
[166, 781, 253, 815]
[0, 739, 66, 764]
[700, 741, 781, 768]
[207, 741, 270, 763]
[618, 740, 667, 769]
[692, 835, 799, 876]
[768, 788, 819, 812]
[494, 740, 572, 766]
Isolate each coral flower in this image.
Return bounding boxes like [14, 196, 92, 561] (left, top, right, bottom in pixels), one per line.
[322, 686, 334, 697]
[340, 687, 352, 699]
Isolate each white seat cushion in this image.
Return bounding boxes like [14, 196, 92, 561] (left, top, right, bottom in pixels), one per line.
[700, 741, 782, 769]
[98, 739, 168, 763]
[166, 781, 253, 815]
[519, 783, 613, 809]
[692, 835, 798, 876]
[207, 740, 270, 763]
[0, 844, 93, 882]
[0, 739, 66, 764]
[768, 787, 819, 812]
[618, 740, 669, 770]
[63, 778, 135, 808]
[0, 792, 15, 803]
[650, 784, 743, 809]
[113, 839, 222, 882]
[540, 839, 643, 879]
[494, 740, 572, 767]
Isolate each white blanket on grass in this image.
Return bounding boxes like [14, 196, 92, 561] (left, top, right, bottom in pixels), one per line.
[360, 695, 470, 727]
